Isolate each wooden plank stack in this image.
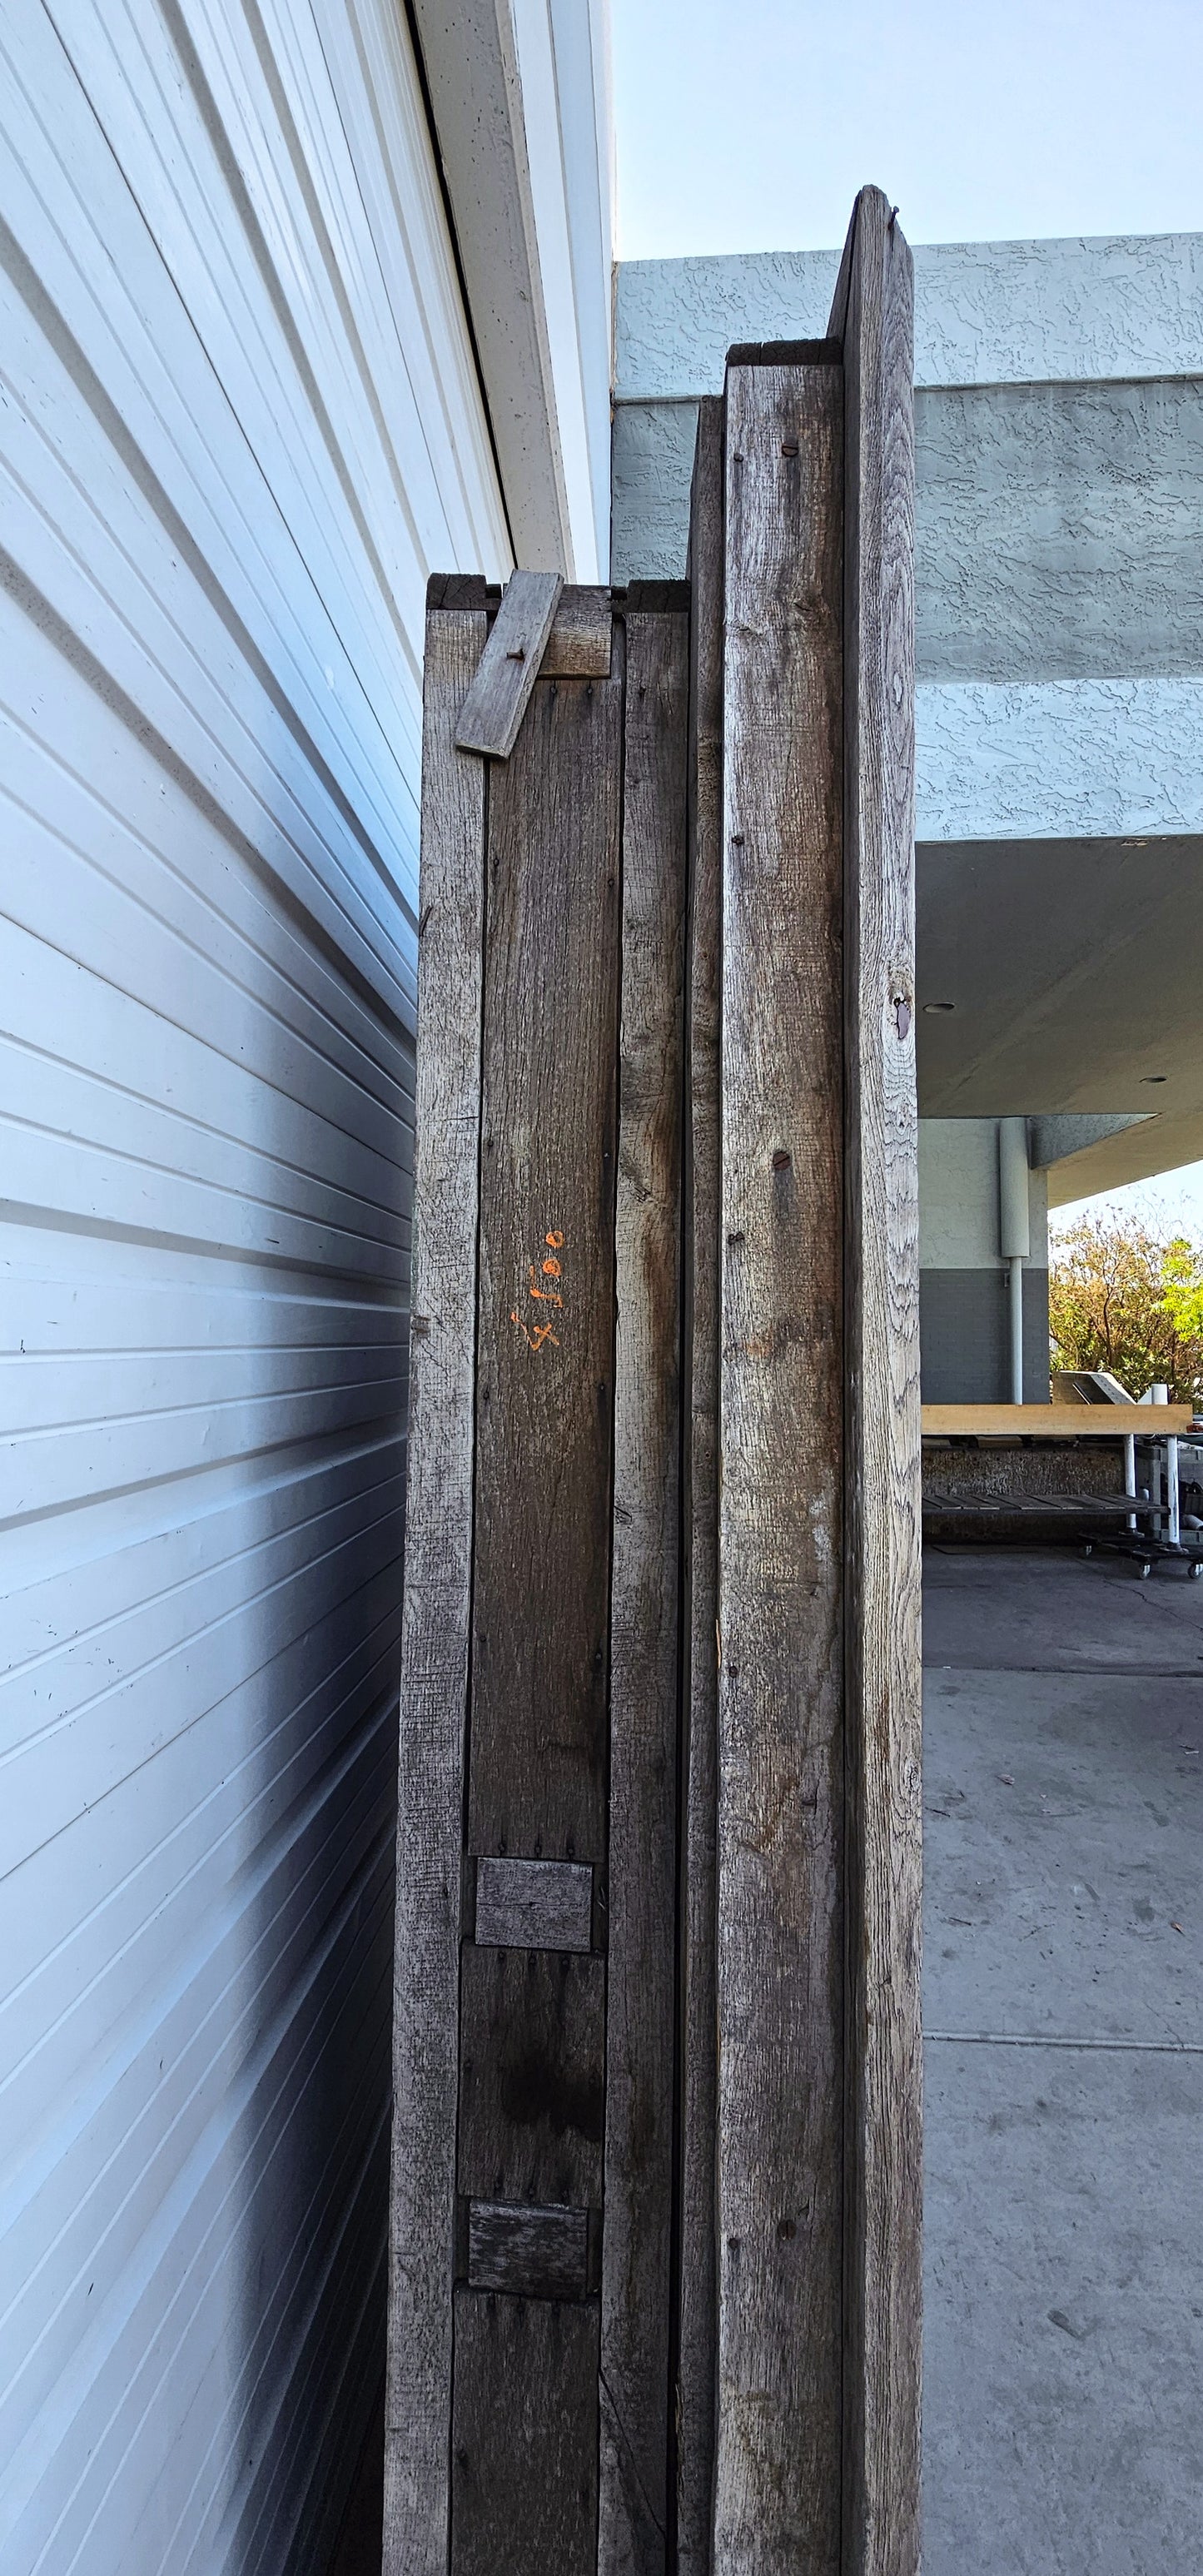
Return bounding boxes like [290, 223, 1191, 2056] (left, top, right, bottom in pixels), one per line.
[385, 187, 922, 2576]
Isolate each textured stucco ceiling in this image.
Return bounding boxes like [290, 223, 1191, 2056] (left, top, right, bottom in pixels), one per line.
[917, 834, 1203, 1195]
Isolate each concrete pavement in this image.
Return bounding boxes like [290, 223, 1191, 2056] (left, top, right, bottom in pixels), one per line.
[923, 1546, 1203, 2571]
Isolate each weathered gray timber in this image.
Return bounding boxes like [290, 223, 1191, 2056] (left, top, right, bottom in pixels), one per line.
[714, 354, 846, 2574]
[390, 194, 919, 2567]
[676, 395, 724, 2576]
[453, 638, 625, 2574]
[467, 2200, 589, 2298]
[475, 1855, 594, 1952]
[543, 584, 614, 678]
[383, 604, 487, 2576]
[450, 2293, 599, 2576]
[829, 188, 923, 2576]
[599, 607, 689, 2576]
[469, 662, 623, 1860]
[455, 569, 564, 757]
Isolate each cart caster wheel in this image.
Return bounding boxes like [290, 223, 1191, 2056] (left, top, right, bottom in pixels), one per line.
[1190, 1561, 1203, 1581]
[1139, 1561, 1152, 1579]
[1083, 1544, 1093, 1557]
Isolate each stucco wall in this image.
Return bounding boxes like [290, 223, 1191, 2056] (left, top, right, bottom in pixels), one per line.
[615, 231, 1203, 400]
[611, 236, 1203, 848]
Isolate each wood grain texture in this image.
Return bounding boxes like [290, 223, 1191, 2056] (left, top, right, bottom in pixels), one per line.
[458, 1944, 606, 2206]
[676, 394, 724, 2576]
[450, 2292, 599, 2576]
[599, 609, 690, 2576]
[833, 195, 925, 2576]
[470, 664, 623, 1861]
[922, 1402, 1191, 1436]
[542, 585, 613, 679]
[383, 608, 487, 2576]
[467, 2200, 589, 2298]
[475, 1856, 594, 1951]
[715, 359, 845, 2576]
[455, 569, 564, 757]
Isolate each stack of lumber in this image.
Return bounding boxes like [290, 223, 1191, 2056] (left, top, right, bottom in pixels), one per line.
[385, 186, 922, 2576]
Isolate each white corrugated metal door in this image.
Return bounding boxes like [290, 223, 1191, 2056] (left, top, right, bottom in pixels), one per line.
[0, 2, 510, 2568]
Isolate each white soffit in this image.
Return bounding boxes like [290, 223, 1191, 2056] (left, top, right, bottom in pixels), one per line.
[412, 0, 614, 577]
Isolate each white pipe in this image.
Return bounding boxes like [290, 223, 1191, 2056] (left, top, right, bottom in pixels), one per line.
[1008, 1253, 1024, 1405]
[1123, 1430, 1136, 1530]
[1168, 1435, 1181, 1546]
[999, 1120, 1030, 1407]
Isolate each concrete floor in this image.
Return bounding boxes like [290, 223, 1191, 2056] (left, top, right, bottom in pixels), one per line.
[923, 1546, 1203, 2574]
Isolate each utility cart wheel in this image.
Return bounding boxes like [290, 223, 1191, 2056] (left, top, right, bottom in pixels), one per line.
[1190, 1560, 1203, 1581]
[1139, 1560, 1152, 1579]
[1082, 1543, 1093, 1557]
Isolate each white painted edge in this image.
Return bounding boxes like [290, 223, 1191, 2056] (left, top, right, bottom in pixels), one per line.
[411, 0, 612, 579]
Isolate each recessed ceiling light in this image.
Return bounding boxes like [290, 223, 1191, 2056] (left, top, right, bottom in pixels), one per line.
[922, 1001, 956, 1014]
[1141, 1074, 1168, 1085]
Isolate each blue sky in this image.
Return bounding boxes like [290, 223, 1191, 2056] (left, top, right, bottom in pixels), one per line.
[611, 0, 1203, 260]
[1054, 1166, 1203, 1244]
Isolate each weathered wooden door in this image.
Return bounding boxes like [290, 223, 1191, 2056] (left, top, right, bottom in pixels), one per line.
[383, 573, 689, 2576]
[385, 186, 921, 2576]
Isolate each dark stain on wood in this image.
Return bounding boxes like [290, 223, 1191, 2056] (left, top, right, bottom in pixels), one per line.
[458, 1945, 606, 2206]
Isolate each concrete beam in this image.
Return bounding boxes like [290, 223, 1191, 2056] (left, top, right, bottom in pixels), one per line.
[1029, 1114, 1147, 1171]
[616, 231, 1203, 402]
[1046, 1110, 1203, 1205]
[614, 379, 1203, 698]
[917, 678, 1203, 842]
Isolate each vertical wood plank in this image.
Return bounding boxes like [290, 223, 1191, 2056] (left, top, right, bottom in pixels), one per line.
[831, 188, 923, 2576]
[676, 395, 725, 2576]
[469, 661, 624, 1862]
[450, 2292, 599, 2576]
[458, 1945, 606, 2204]
[384, 606, 487, 2576]
[599, 608, 689, 2576]
[714, 359, 845, 2576]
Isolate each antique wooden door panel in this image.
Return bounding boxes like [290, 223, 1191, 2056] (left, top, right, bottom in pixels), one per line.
[385, 583, 688, 2576]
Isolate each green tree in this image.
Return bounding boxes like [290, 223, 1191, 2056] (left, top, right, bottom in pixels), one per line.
[1049, 1214, 1203, 1404]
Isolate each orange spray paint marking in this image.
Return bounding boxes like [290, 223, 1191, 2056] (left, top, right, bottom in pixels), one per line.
[512, 1228, 568, 1352]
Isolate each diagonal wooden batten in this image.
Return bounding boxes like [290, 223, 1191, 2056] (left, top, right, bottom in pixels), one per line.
[383, 604, 487, 2576]
[714, 351, 846, 2576]
[833, 184, 923, 2576]
[599, 604, 690, 2576]
[455, 568, 563, 756]
[675, 392, 724, 2576]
